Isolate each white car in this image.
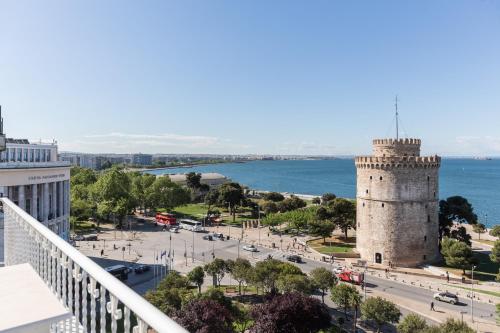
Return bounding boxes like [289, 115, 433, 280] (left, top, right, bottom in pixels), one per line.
[332, 266, 344, 274]
[433, 292, 459, 305]
[242, 245, 258, 252]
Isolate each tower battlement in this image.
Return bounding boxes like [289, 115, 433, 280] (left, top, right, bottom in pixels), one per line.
[372, 138, 421, 145]
[372, 138, 421, 157]
[355, 155, 441, 169]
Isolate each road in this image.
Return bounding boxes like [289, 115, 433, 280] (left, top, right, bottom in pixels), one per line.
[78, 222, 497, 327]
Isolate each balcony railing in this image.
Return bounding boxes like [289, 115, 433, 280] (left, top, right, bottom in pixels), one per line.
[0, 161, 71, 168]
[1, 198, 187, 333]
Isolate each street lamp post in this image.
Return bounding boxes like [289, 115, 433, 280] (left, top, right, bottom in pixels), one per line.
[237, 239, 240, 258]
[364, 264, 368, 301]
[184, 240, 187, 267]
[471, 265, 476, 323]
[192, 229, 195, 263]
[257, 206, 261, 246]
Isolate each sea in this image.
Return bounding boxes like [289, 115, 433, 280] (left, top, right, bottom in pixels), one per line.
[144, 159, 500, 228]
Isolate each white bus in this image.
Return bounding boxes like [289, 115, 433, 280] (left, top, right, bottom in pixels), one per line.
[179, 219, 203, 232]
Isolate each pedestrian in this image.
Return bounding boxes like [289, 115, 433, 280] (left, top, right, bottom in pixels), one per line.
[446, 271, 450, 283]
[93, 244, 95, 250]
[100, 249, 104, 256]
[430, 301, 435, 311]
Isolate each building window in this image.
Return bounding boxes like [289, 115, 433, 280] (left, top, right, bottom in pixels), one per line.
[369, 176, 373, 180]
[362, 203, 365, 207]
[381, 203, 385, 208]
[424, 236, 427, 242]
[379, 176, 383, 181]
[427, 215, 431, 222]
[433, 192, 436, 198]
[47, 149, 51, 161]
[423, 255, 427, 260]
[427, 176, 430, 181]
[30, 149, 34, 162]
[366, 189, 369, 194]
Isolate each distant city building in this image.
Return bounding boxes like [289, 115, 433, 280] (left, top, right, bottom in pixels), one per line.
[355, 138, 440, 267]
[166, 172, 228, 188]
[0, 108, 70, 240]
[132, 153, 153, 166]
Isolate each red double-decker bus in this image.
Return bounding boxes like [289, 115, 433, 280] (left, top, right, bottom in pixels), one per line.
[155, 212, 177, 226]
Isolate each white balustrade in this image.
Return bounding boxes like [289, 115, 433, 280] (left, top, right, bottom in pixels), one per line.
[2, 197, 187, 333]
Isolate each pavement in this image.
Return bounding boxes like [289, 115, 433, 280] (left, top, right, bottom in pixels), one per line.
[75, 218, 499, 333]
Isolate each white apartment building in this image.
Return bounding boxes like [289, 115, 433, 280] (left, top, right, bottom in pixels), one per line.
[0, 138, 71, 240]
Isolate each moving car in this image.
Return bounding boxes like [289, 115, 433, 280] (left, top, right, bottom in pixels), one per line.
[242, 245, 258, 252]
[133, 264, 150, 274]
[203, 235, 214, 241]
[155, 212, 177, 226]
[433, 292, 459, 305]
[336, 270, 364, 285]
[286, 255, 303, 263]
[105, 265, 129, 281]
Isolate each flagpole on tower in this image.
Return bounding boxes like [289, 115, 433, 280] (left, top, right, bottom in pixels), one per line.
[395, 95, 399, 140]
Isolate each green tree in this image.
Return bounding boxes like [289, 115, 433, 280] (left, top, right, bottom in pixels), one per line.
[490, 225, 500, 238]
[205, 188, 220, 214]
[151, 176, 190, 211]
[228, 258, 252, 295]
[361, 297, 401, 332]
[473, 223, 486, 240]
[144, 271, 191, 315]
[276, 274, 313, 295]
[251, 259, 284, 294]
[218, 182, 245, 222]
[186, 172, 202, 190]
[310, 267, 337, 303]
[263, 191, 285, 202]
[425, 318, 474, 333]
[90, 167, 133, 227]
[204, 258, 229, 287]
[187, 266, 205, 293]
[397, 313, 428, 333]
[309, 219, 335, 244]
[130, 172, 156, 215]
[277, 195, 307, 212]
[490, 240, 500, 263]
[330, 283, 361, 320]
[441, 237, 477, 274]
[260, 200, 278, 215]
[330, 198, 356, 239]
[450, 226, 472, 246]
[321, 193, 337, 204]
[439, 196, 478, 243]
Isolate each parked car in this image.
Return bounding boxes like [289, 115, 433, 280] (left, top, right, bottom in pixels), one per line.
[133, 264, 150, 274]
[169, 226, 180, 233]
[212, 232, 224, 239]
[242, 245, 258, 252]
[433, 292, 459, 304]
[73, 235, 85, 241]
[203, 235, 214, 241]
[286, 255, 303, 263]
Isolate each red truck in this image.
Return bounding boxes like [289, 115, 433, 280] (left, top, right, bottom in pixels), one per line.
[336, 270, 364, 285]
[155, 212, 177, 226]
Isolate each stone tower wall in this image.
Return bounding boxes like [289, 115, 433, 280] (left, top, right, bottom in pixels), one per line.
[355, 139, 441, 267]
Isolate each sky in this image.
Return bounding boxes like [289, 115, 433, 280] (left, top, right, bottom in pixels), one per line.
[1, 1, 500, 156]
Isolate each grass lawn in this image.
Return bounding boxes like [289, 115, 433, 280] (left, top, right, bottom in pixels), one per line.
[445, 284, 500, 298]
[70, 220, 96, 233]
[476, 239, 496, 246]
[440, 251, 499, 281]
[170, 203, 255, 225]
[309, 238, 355, 255]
